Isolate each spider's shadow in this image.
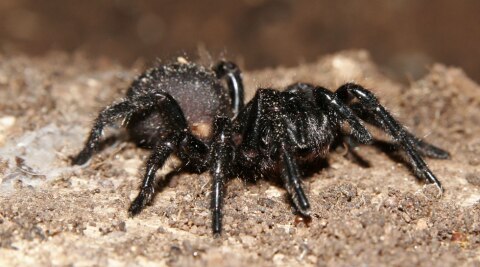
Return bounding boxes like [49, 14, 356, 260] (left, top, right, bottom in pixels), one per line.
[96, 135, 122, 152]
[371, 140, 426, 182]
[91, 129, 128, 154]
[346, 139, 428, 184]
[145, 139, 427, 208]
[97, 134, 426, 208]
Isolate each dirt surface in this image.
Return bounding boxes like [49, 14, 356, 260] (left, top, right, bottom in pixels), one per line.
[0, 51, 479, 266]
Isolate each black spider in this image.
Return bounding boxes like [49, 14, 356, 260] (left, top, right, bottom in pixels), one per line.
[72, 60, 449, 236]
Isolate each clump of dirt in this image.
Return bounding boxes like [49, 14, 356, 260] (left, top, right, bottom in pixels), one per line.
[0, 51, 479, 266]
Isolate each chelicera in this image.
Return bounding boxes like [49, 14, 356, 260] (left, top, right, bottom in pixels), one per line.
[72, 59, 449, 235]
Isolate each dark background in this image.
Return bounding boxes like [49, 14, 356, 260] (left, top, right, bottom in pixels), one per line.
[1, 0, 479, 81]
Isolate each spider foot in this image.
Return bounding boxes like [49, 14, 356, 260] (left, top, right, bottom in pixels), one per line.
[71, 149, 93, 166]
[129, 187, 155, 216]
[212, 210, 222, 236]
[296, 204, 311, 217]
[424, 171, 444, 193]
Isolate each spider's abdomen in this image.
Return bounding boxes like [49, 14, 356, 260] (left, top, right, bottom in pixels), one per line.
[125, 62, 232, 146]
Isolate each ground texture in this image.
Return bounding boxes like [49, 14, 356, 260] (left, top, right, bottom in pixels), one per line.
[0, 51, 479, 266]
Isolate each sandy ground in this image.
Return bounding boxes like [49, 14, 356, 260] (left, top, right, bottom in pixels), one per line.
[0, 51, 479, 266]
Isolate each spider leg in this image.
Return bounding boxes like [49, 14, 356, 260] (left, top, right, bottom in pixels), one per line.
[285, 83, 372, 144]
[213, 61, 244, 118]
[210, 116, 234, 235]
[234, 89, 270, 149]
[336, 83, 444, 190]
[280, 143, 310, 215]
[129, 139, 176, 215]
[72, 91, 196, 166]
[313, 86, 373, 144]
[349, 102, 450, 159]
[282, 98, 310, 150]
[129, 93, 207, 215]
[71, 100, 138, 165]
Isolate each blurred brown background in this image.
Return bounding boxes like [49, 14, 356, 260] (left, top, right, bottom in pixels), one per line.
[1, 0, 479, 81]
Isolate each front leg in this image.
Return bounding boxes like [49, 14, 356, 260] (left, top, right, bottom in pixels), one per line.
[313, 86, 373, 144]
[335, 83, 445, 190]
[348, 102, 450, 159]
[285, 83, 372, 144]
